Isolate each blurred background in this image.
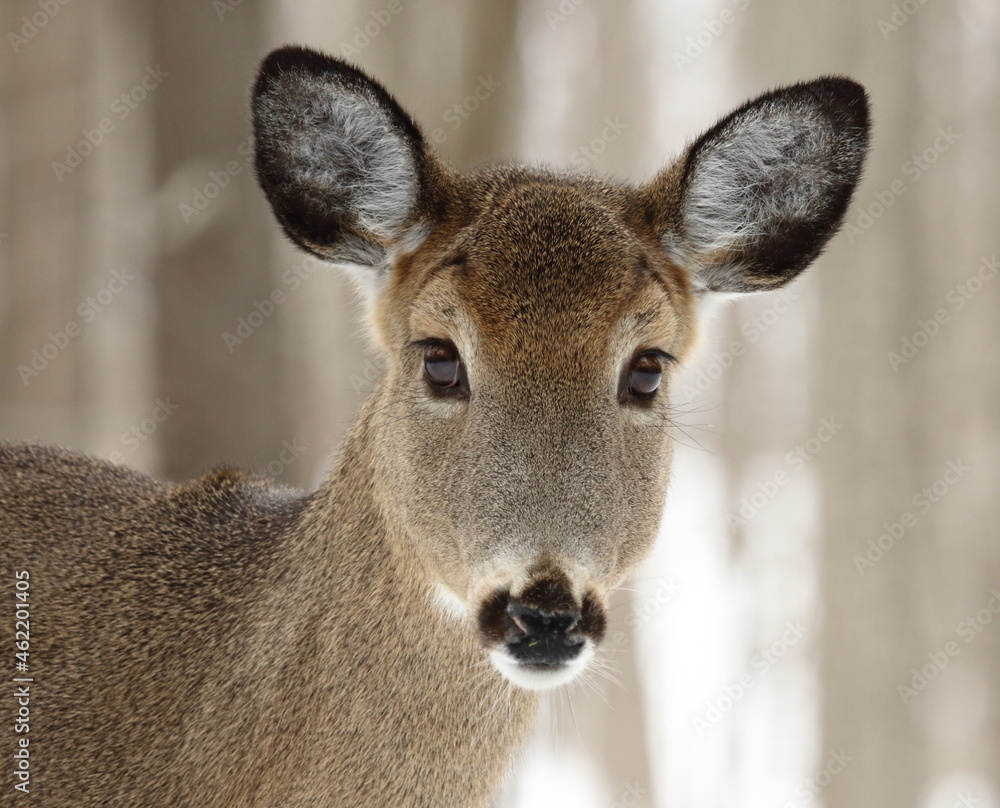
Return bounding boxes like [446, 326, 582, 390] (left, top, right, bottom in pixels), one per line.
[2, 1, 998, 806]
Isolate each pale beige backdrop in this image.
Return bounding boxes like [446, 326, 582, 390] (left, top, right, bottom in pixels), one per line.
[1, 1, 998, 806]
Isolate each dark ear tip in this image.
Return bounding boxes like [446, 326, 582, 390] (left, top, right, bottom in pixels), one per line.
[255, 45, 353, 96]
[251, 44, 425, 150]
[804, 75, 869, 100]
[796, 76, 871, 134]
[259, 45, 320, 73]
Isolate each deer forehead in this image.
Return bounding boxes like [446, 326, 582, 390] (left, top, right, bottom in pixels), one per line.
[379, 176, 697, 372]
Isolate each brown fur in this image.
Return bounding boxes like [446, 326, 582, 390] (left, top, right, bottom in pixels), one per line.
[1, 47, 869, 806]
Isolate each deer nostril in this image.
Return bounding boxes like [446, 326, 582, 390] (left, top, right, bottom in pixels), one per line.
[509, 611, 532, 638]
[508, 602, 581, 636]
[504, 600, 585, 665]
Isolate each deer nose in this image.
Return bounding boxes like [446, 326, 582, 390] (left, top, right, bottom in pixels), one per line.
[504, 600, 585, 666]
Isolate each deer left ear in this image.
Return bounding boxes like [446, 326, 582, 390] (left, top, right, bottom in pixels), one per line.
[641, 78, 870, 293]
[252, 46, 429, 273]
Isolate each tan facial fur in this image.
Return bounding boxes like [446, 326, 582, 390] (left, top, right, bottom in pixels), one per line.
[366, 170, 696, 660]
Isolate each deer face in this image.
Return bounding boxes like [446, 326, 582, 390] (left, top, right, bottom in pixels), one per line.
[252, 47, 869, 690]
[368, 174, 696, 688]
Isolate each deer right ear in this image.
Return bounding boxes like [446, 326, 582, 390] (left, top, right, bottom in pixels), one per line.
[252, 46, 428, 274]
[641, 78, 870, 294]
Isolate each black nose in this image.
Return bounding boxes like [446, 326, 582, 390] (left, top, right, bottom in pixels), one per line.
[505, 600, 585, 666]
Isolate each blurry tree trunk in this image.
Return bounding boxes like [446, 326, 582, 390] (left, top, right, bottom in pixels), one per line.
[431, 0, 520, 169]
[149, 3, 294, 482]
[816, 22, 926, 805]
[733, 3, 945, 807]
[0, 6, 93, 444]
[376, 0, 521, 170]
[0, 1, 158, 470]
[815, 3, 1000, 807]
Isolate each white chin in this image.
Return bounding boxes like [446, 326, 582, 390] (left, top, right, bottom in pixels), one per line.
[489, 644, 594, 691]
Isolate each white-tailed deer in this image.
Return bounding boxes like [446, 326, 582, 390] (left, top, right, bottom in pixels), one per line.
[1, 46, 869, 807]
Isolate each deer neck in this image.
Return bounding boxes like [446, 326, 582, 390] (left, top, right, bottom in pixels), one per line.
[305, 393, 435, 585]
[245, 397, 538, 802]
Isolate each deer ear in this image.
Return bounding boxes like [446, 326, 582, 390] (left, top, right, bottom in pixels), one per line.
[642, 78, 870, 293]
[252, 46, 428, 273]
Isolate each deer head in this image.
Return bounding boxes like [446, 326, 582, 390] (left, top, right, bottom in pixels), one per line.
[252, 47, 869, 690]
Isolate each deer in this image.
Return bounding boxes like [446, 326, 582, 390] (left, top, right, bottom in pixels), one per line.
[1, 46, 869, 808]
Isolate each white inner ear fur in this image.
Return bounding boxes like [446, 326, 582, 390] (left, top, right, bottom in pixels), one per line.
[679, 107, 841, 260]
[337, 220, 431, 302]
[261, 74, 419, 241]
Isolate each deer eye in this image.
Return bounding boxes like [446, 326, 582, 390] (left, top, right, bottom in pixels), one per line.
[422, 341, 465, 393]
[623, 351, 667, 403]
